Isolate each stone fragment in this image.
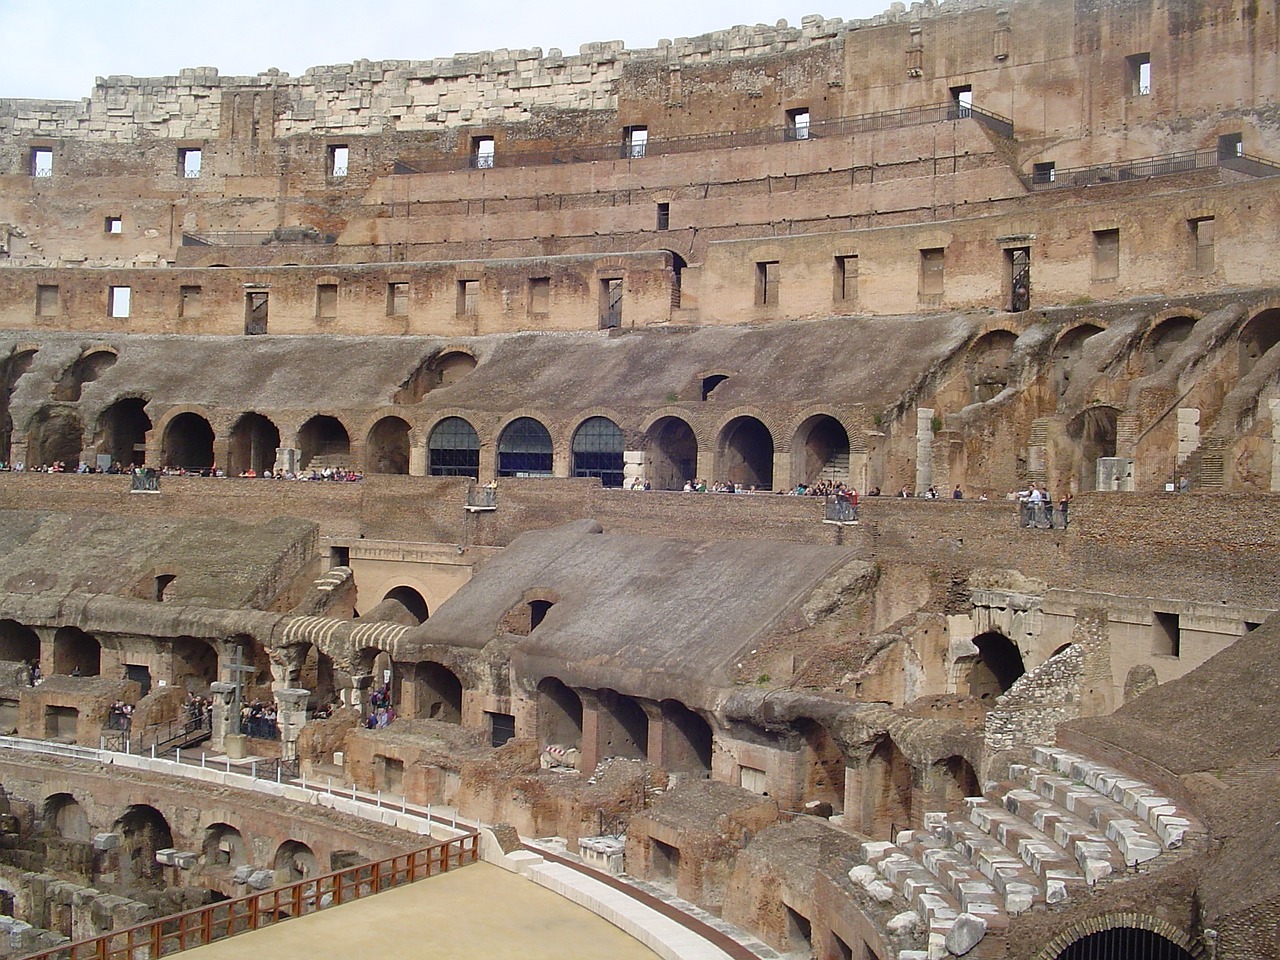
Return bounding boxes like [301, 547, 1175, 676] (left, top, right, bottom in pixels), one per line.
[1045, 878, 1069, 903]
[944, 913, 988, 956]
[867, 880, 896, 902]
[247, 869, 274, 890]
[92, 833, 120, 851]
[886, 911, 921, 935]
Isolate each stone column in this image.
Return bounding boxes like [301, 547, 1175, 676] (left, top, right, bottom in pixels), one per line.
[1176, 408, 1200, 466]
[577, 690, 604, 776]
[348, 674, 373, 716]
[915, 408, 935, 495]
[408, 442, 427, 477]
[772, 449, 791, 493]
[274, 688, 310, 761]
[696, 449, 715, 484]
[208, 681, 236, 751]
[1270, 400, 1280, 493]
[478, 444, 498, 484]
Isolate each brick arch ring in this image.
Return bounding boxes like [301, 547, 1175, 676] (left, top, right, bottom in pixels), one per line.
[1034, 912, 1202, 960]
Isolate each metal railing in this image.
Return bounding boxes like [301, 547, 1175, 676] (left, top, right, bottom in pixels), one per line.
[1023, 148, 1251, 191]
[465, 486, 497, 509]
[823, 496, 859, 524]
[1018, 501, 1069, 529]
[18, 834, 479, 960]
[129, 470, 159, 493]
[392, 101, 1013, 175]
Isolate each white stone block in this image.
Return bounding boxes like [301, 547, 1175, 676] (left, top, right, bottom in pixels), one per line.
[849, 864, 877, 886]
[945, 913, 988, 956]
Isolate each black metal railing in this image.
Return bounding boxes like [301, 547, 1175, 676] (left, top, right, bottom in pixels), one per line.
[1020, 148, 1280, 191]
[392, 101, 1013, 175]
[129, 469, 159, 492]
[824, 496, 859, 524]
[466, 486, 497, 509]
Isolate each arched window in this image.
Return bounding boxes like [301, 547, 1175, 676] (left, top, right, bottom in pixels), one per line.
[427, 417, 480, 477]
[572, 417, 624, 487]
[498, 418, 553, 477]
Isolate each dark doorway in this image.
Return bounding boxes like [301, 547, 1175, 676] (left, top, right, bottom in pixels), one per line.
[644, 416, 697, 490]
[161, 413, 215, 471]
[96, 398, 151, 467]
[366, 417, 411, 475]
[1007, 247, 1030, 312]
[298, 415, 351, 469]
[717, 416, 774, 489]
[228, 413, 280, 476]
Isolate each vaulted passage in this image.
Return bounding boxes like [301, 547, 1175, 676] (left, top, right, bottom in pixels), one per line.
[228, 412, 280, 475]
[366, 416, 411, 474]
[863, 736, 914, 839]
[791, 415, 849, 487]
[26, 406, 83, 468]
[966, 631, 1026, 697]
[116, 805, 173, 883]
[0, 620, 39, 665]
[537, 677, 582, 750]
[644, 416, 696, 490]
[798, 718, 846, 811]
[660, 699, 712, 775]
[572, 416, 624, 487]
[96, 398, 151, 468]
[273, 840, 317, 883]
[43, 794, 91, 842]
[1055, 928, 1194, 960]
[1238, 307, 1280, 376]
[1068, 406, 1119, 492]
[383, 586, 429, 623]
[598, 689, 649, 761]
[53, 350, 117, 402]
[52, 626, 99, 677]
[412, 661, 462, 722]
[716, 416, 773, 489]
[203, 823, 248, 868]
[428, 417, 480, 477]
[498, 417, 553, 477]
[298, 415, 351, 469]
[161, 412, 215, 471]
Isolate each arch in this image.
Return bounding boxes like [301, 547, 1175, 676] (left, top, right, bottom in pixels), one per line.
[1143, 315, 1198, 375]
[597, 689, 649, 761]
[497, 417, 553, 477]
[53, 349, 117, 402]
[273, 839, 317, 883]
[395, 349, 477, 403]
[202, 823, 248, 868]
[701, 373, 730, 401]
[298, 415, 351, 469]
[968, 330, 1019, 402]
[660, 700, 712, 776]
[171, 636, 219, 693]
[299, 643, 336, 711]
[1051, 323, 1104, 397]
[797, 718, 846, 811]
[0, 620, 39, 664]
[95, 398, 151, 467]
[1067, 405, 1120, 492]
[863, 736, 914, 839]
[536, 677, 582, 749]
[383, 586, 429, 624]
[571, 416, 624, 487]
[115, 804, 173, 882]
[1043, 921, 1198, 960]
[43, 793, 91, 842]
[26, 406, 83, 468]
[427, 416, 480, 477]
[160, 412, 215, 471]
[1238, 307, 1280, 376]
[52, 626, 99, 677]
[643, 415, 697, 491]
[412, 661, 462, 722]
[228, 412, 281, 476]
[965, 631, 1026, 698]
[936, 755, 981, 807]
[365, 416, 411, 475]
[716, 415, 774, 489]
[790, 414, 850, 487]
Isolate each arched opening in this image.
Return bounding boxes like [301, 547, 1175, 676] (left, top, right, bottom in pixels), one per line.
[1239, 307, 1280, 377]
[0, 348, 38, 462]
[43, 794, 91, 842]
[965, 631, 1026, 698]
[366, 416, 411, 475]
[536, 678, 583, 750]
[797, 718, 846, 812]
[572, 417, 625, 487]
[660, 700, 712, 776]
[1054, 928, 1194, 960]
[383, 586, 429, 624]
[161, 412, 215, 471]
[116, 805, 173, 883]
[498, 417, 553, 477]
[643, 416, 697, 490]
[53, 350, 117, 402]
[1067, 406, 1119, 492]
[1051, 324, 1104, 397]
[171, 637, 219, 694]
[0, 620, 39, 665]
[790, 415, 850, 487]
[427, 417, 480, 477]
[1143, 316, 1198, 375]
[52, 627, 99, 677]
[435, 350, 477, 386]
[969, 330, 1019, 403]
[273, 840, 317, 883]
[936, 755, 981, 807]
[598, 689, 649, 761]
[413, 661, 462, 722]
[228, 413, 280, 476]
[394, 351, 478, 404]
[529, 599, 554, 631]
[95, 398, 151, 467]
[202, 823, 248, 869]
[26, 406, 83, 468]
[298, 415, 351, 469]
[716, 416, 774, 490]
[864, 737, 914, 839]
[701, 374, 729, 401]
[298, 644, 336, 712]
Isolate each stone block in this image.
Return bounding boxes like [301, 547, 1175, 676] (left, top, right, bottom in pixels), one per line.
[247, 869, 274, 890]
[174, 852, 197, 869]
[1045, 878, 1069, 903]
[155, 848, 177, 866]
[945, 913, 988, 956]
[232, 865, 255, 884]
[92, 833, 120, 851]
[867, 880, 896, 902]
[886, 911, 921, 936]
[849, 864, 877, 886]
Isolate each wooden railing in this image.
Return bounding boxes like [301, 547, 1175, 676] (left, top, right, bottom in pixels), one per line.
[19, 833, 479, 960]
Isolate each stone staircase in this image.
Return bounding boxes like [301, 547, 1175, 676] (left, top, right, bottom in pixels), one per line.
[847, 746, 1202, 959]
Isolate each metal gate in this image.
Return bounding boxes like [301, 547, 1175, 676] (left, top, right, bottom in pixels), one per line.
[1010, 247, 1031, 312]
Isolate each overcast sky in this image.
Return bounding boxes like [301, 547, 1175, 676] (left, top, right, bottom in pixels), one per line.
[0, 0, 897, 101]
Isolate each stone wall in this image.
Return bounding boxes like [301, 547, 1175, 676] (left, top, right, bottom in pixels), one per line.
[982, 643, 1083, 758]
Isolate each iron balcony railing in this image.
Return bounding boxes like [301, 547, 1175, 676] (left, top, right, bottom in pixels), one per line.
[1024, 148, 1280, 191]
[393, 101, 1014, 175]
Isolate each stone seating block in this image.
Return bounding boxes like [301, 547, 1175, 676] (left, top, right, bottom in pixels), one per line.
[862, 840, 895, 863]
[1135, 794, 1173, 821]
[155, 848, 177, 866]
[92, 833, 120, 851]
[849, 864, 877, 887]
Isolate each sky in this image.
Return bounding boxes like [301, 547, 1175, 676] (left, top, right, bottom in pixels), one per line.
[0, 0, 897, 101]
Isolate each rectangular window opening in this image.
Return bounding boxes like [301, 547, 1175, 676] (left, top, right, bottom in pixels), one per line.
[36, 284, 59, 317]
[245, 291, 269, 335]
[784, 906, 813, 953]
[1127, 53, 1151, 96]
[387, 282, 409, 317]
[108, 286, 132, 319]
[624, 125, 648, 159]
[739, 765, 768, 795]
[488, 712, 516, 747]
[650, 839, 680, 882]
[920, 248, 945, 297]
[457, 279, 479, 316]
[31, 147, 52, 178]
[834, 255, 859, 303]
[328, 145, 349, 178]
[786, 108, 811, 141]
[950, 85, 973, 117]
[316, 283, 338, 319]
[656, 202, 670, 231]
[756, 261, 780, 306]
[600, 277, 623, 328]
[1152, 611, 1180, 657]
[1093, 229, 1120, 281]
[105, 216, 123, 235]
[1217, 132, 1244, 159]
[528, 276, 550, 316]
[472, 137, 495, 169]
[1191, 217, 1214, 273]
[1032, 161, 1056, 185]
[179, 148, 202, 178]
[179, 285, 202, 318]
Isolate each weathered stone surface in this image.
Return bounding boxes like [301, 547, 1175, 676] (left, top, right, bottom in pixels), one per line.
[944, 913, 987, 956]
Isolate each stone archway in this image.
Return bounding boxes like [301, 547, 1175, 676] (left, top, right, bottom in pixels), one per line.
[161, 412, 215, 471]
[716, 416, 774, 489]
[26, 406, 83, 468]
[537, 677, 583, 749]
[298, 415, 351, 469]
[412, 662, 462, 722]
[643, 416, 697, 490]
[961, 631, 1026, 699]
[1067, 406, 1120, 492]
[597, 689, 649, 761]
[660, 699, 712, 776]
[116, 805, 174, 883]
[571, 416, 625, 487]
[863, 736, 914, 839]
[497, 417, 553, 477]
[228, 412, 280, 476]
[95, 398, 151, 467]
[273, 840, 317, 883]
[797, 718, 846, 812]
[366, 416, 411, 475]
[427, 417, 480, 477]
[790, 415, 850, 487]
[52, 627, 100, 676]
[1239, 307, 1280, 377]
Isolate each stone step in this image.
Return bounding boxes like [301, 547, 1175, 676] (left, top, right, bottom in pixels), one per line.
[858, 842, 967, 940]
[945, 810, 1085, 895]
[901, 828, 1033, 919]
[1030, 747, 1199, 849]
[980, 785, 1119, 883]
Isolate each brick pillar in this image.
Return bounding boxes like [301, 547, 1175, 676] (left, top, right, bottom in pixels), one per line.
[578, 691, 604, 775]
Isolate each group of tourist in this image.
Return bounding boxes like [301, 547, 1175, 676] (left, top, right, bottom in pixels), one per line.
[107, 700, 134, 731]
[240, 701, 279, 740]
[365, 684, 395, 729]
[233, 467, 365, 482]
[184, 692, 213, 729]
[782, 479, 857, 499]
[679, 479, 764, 493]
[1012, 485, 1072, 528]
